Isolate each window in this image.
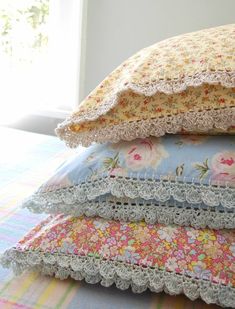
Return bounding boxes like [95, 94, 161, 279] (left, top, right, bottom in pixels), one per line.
[0, 0, 85, 124]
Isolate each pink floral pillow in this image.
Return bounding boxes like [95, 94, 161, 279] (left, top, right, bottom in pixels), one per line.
[1, 215, 235, 307]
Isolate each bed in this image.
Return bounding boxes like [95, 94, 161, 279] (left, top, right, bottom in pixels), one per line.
[0, 127, 220, 309]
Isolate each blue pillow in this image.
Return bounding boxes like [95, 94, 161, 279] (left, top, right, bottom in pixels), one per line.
[23, 135, 235, 229]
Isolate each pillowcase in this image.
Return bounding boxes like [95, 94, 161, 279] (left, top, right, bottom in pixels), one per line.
[23, 135, 235, 229]
[56, 24, 235, 147]
[1, 215, 235, 307]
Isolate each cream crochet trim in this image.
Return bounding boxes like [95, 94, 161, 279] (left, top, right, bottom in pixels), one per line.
[24, 175, 235, 210]
[56, 71, 235, 147]
[56, 106, 235, 147]
[24, 197, 235, 229]
[1, 249, 235, 308]
[63, 71, 235, 123]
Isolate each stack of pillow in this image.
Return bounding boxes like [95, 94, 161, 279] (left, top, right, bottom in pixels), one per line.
[1, 24, 235, 307]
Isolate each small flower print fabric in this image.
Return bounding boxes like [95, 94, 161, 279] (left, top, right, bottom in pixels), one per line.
[2, 215, 235, 307]
[56, 24, 235, 147]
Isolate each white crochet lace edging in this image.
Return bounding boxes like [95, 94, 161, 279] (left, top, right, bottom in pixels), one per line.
[23, 198, 235, 230]
[24, 176, 235, 211]
[56, 106, 235, 147]
[1, 249, 235, 308]
[59, 70, 235, 124]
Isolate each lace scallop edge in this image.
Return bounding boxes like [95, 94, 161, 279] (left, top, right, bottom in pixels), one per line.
[1, 249, 235, 308]
[23, 198, 235, 229]
[60, 71, 235, 124]
[24, 176, 235, 210]
[55, 106, 235, 147]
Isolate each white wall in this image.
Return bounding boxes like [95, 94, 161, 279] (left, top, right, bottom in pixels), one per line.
[80, 0, 235, 100]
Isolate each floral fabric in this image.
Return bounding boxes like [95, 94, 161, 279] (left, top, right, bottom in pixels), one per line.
[70, 85, 235, 134]
[42, 135, 235, 190]
[22, 134, 235, 224]
[56, 24, 235, 146]
[14, 214, 235, 287]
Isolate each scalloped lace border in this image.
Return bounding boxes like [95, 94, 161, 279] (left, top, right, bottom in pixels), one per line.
[58, 71, 235, 124]
[24, 197, 235, 229]
[1, 249, 235, 308]
[56, 106, 235, 147]
[25, 176, 235, 211]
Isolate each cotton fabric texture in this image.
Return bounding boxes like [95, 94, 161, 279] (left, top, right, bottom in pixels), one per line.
[56, 24, 235, 147]
[23, 135, 235, 229]
[2, 24, 235, 309]
[1, 214, 235, 308]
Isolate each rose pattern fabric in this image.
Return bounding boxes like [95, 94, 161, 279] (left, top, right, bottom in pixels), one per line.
[21, 134, 235, 226]
[40, 135, 235, 190]
[12, 215, 235, 287]
[211, 151, 235, 183]
[112, 138, 168, 171]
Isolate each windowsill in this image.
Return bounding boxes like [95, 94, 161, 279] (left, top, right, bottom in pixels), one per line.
[30, 109, 70, 120]
[3, 113, 66, 136]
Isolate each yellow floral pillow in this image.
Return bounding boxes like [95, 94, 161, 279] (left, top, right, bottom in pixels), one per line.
[56, 24, 235, 147]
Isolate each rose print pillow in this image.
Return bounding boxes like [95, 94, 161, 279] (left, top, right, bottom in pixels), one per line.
[56, 24, 235, 147]
[23, 135, 235, 229]
[1, 215, 235, 307]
